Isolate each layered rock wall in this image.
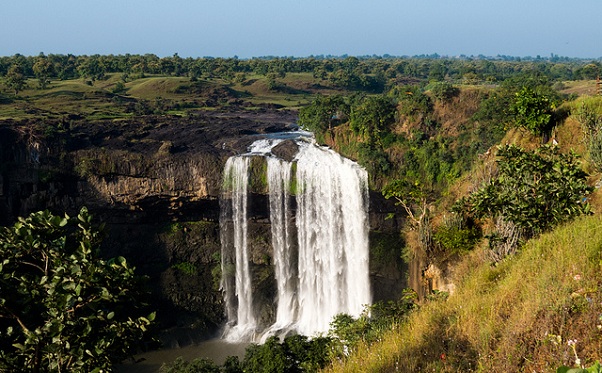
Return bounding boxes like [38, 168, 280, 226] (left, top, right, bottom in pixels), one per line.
[0, 112, 406, 343]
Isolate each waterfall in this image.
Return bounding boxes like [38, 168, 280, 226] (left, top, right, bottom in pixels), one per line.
[220, 156, 257, 341]
[266, 157, 298, 333]
[294, 143, 371, 336]
[220, 137, 371, 342]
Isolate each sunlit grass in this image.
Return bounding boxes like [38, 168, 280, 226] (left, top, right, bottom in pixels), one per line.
[326, 213, 602, 372]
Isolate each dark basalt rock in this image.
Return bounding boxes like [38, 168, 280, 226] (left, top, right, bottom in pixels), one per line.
[271, 139, 299, 162]
[0, 110, 406, 344]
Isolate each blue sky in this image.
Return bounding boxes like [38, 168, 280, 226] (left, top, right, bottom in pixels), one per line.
[2, 0, 601, 58]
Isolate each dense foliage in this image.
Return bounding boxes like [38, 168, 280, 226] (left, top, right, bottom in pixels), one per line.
[510, 86, 557, 135]
[160, 335, 333, 373]
[328, 289, 418, 354]
[160, 295, 418, 373]
[0, 208, 154, 372]
[458, 145, 592, 259]
[298, 94, 349, 134]
[349, 95, 397, 143]
[0, 53, 600, 94]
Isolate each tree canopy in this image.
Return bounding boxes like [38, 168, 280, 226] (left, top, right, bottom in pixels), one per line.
[0, 208, 154, 372]
[460, 145, 591, 245]
[510, 86, 556, 135]
[349, 95, 397, 142]
[298, 94, 349, 133]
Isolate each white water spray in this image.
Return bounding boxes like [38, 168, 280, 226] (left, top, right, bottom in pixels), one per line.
[220, 136, 371, 342]
[294, 143, 371, 336]
[220, 156, 257, 341]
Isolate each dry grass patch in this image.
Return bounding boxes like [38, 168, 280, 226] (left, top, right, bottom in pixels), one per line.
[326, 214, 602, 372]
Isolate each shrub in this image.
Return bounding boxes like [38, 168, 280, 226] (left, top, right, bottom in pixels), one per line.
[0, 208, 154, 372]
[510, 86, 556, 135]
[243, 335, 333, 373]
[458, 144, 592, 260]
[433, 213, 480, 257]
[160, 356, 221, 373]
[429, 82, 459, 102]
[329, 291, 418, 354]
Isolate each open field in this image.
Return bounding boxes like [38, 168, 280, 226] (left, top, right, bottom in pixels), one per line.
[0, 72, 351, 121]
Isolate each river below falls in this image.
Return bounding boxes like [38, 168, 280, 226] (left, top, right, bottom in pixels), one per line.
[115, 339, 249, 372]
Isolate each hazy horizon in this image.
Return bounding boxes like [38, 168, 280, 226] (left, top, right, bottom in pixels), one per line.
[2, 0, 601, 59]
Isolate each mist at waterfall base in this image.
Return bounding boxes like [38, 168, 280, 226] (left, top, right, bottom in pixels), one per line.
[220, 133, 372, 343]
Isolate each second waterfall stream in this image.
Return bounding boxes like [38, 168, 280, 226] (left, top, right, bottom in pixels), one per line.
[219, 134, 371, 342]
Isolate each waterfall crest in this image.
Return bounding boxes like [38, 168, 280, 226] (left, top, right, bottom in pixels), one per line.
[220, 137, 371, 342]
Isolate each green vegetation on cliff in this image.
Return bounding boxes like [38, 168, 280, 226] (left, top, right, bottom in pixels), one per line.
[327, 213, 602, 372]
[2, 53, 602, 371]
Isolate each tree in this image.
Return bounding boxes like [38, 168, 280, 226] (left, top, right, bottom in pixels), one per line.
[242, 335, 333, 373]
[0, 208, 154, 372]
[459, 145, 592, 259]
[298, 94, 349, 134]
[5, 64, 26, 94]
[429, 81, 459, 101]
[265, 72, 280, 91]
[33, 56, 54, 89]
[510, 86, 556, 136]
[383, 180, 432, 254]
[349, 95, 396, 143]
[76, 55, 105, 82]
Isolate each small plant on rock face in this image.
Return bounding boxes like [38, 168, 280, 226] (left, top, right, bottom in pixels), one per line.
[172, 262, 197, 276]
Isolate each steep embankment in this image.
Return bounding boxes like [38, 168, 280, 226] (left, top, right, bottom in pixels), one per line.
[325, 96, 602, 372]
[327, 213, 602, 372]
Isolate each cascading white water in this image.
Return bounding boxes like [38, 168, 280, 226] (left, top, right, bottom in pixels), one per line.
[220, 156, 257, 341]
[265, 157, 298, 334]
[220, 136, 371, 342]
[294, 143, 371, 336]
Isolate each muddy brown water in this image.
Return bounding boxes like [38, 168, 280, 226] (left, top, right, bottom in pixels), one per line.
[116, 339, 249, 373]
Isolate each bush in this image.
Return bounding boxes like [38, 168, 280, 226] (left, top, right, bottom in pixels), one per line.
[429, 82, 459, 101]
[0, 208, 154, 372]
[433, 213, 480, 256]
[242, 335, 333, 373]
[329, 291, 418, 354]
[458, 144, 592, 259]
[510, 86, 557, 136]
[160, 356, 221, 373]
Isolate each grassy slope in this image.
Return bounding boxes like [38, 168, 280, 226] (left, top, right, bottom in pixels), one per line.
[325, 97, 602, 372]
[0, 72, 334, 121]
[327, 213, 602, 372]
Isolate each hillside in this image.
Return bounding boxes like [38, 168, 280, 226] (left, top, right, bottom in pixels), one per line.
[2, 55, 602, 371]
[327, 212, 602, 372]
[322, 95, 602, 371]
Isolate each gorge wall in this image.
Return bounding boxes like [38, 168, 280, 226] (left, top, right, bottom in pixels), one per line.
[0, 111, 406, 345]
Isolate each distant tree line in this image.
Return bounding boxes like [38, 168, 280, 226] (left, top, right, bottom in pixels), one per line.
[0, 53, 600, 92]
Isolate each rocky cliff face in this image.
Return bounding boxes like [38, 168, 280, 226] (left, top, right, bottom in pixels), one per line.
[0, 111, 405, 344]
